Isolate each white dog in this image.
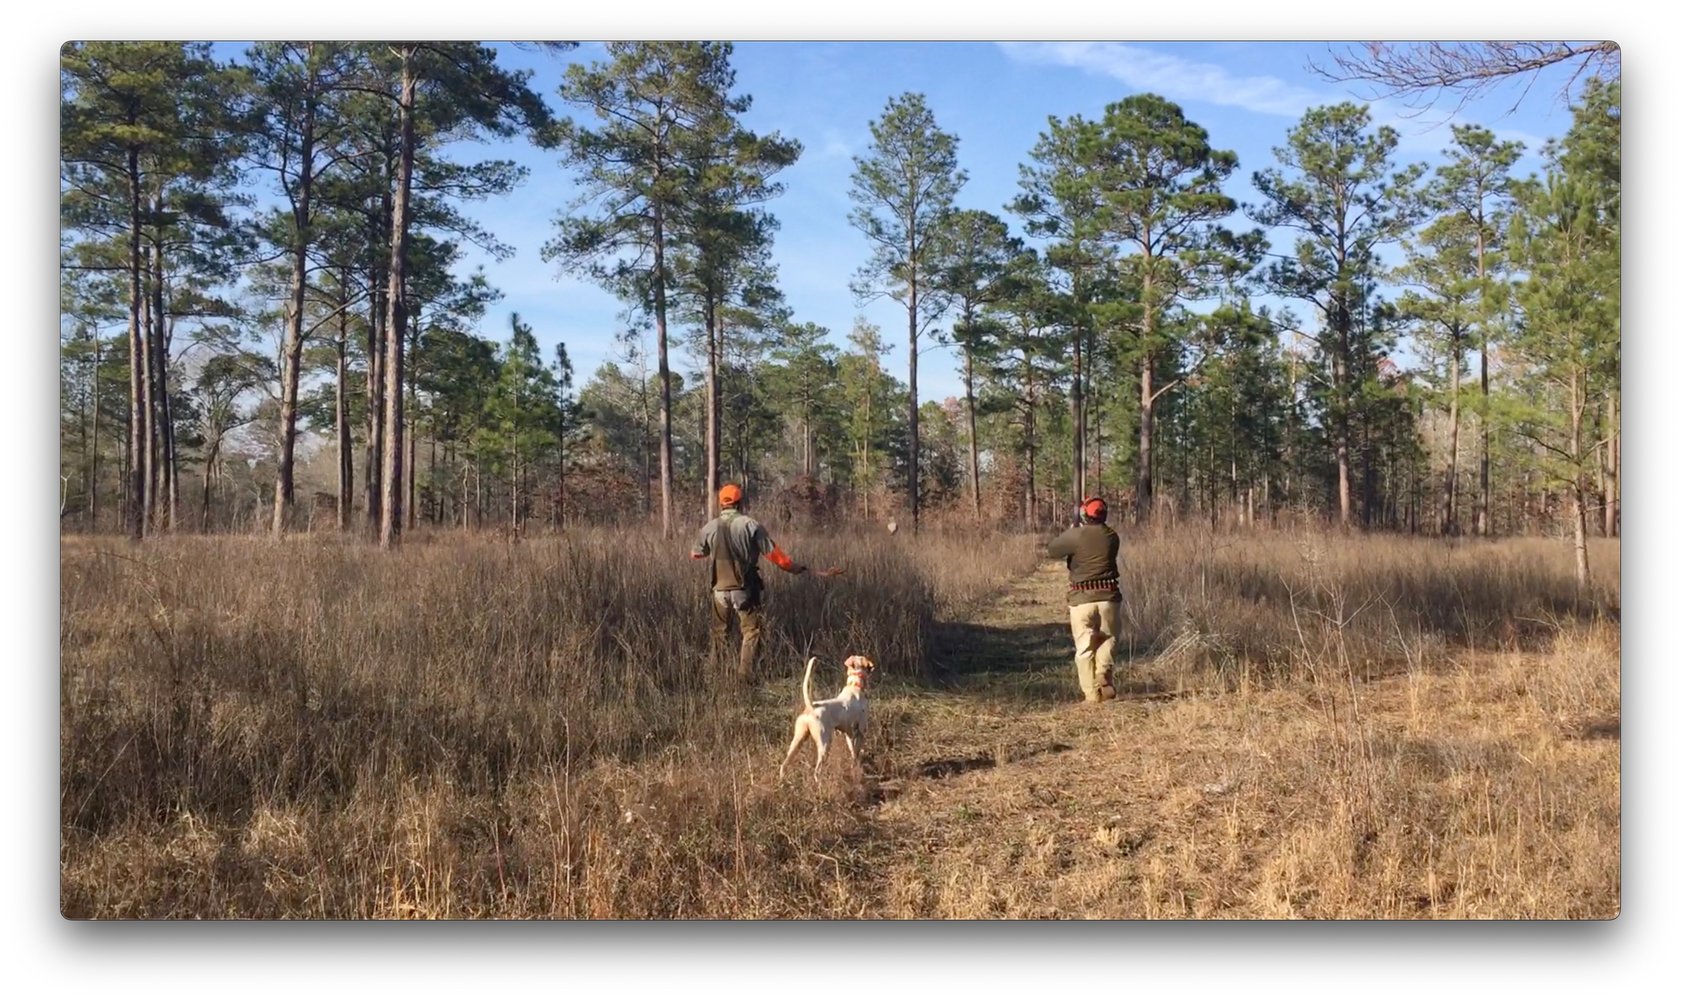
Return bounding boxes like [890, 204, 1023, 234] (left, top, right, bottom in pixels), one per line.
[779, 655, 877, 778]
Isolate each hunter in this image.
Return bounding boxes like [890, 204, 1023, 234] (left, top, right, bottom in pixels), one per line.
[1046, 496, 1123, 703]
[690, 483, 808, 682]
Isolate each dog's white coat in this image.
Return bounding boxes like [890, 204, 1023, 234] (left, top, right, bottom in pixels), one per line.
[779, 655, 875, 778]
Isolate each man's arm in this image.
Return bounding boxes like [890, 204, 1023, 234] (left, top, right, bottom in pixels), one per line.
[756, 524, 806, 574]
[690, 522, 712, 561]
[1046, 526, 1080, 560]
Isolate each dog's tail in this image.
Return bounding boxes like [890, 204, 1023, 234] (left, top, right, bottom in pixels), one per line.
[801, 657, 817, 712]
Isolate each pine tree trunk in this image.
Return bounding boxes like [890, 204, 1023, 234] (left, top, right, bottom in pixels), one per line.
[1479, 335, 1491, 537]
[1444, 327, 1462, 535]
[275, 44, 319, 537]
[705, 295, 720, 519]
[145, 258, 163, 530]
[1229, 394, 1239, 520]
[379, 50, 416, 549]
[336, 280, 352, 531]
[1025, 435, 1037, 530]
[1093, 393, 1103, 499]
[862, 376, 873, 520]
[1137, 264, 1155, 521]
[89, 334, 101, 529]
[1333, 304, 1353, 530]
[1284, 339, 1298, 511]
[907, 271, 920, 533]
[125, 145, 146, 541]
[365, 142, 393, 534]
[1475, 215, 1491, 537]
[460, 456, 471, 530]
[271, 127, 314, 536]
[1571, 370, 1589, 586]
[364, 307, 384, 530]
[1139, 357, 1155, 522]
[964, 319, 981, 524]
[639, 373, 652, 517]
[1600, 389, 1613, 534]
[76, 350, 89, 522]
[119, 422, 130, 532]
[139, 249, 159, 535]
[407, 317, 418, 532]
[652, 198, 674, 538]
[1024, 357, 1038, 530]
[1070, 319, 1084, 511]
[365, 264, 384, 532]
[144, 270, 163, 530]
[150, 221, 177, 532]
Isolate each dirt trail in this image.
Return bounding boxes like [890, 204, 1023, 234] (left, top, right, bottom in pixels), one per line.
[829, 561, 1229, 918]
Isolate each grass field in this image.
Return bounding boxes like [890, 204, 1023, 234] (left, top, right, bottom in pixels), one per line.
[59, 526, 1619, 918]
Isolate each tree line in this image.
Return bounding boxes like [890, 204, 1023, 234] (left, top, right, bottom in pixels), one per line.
[59, 42, 1621, 577]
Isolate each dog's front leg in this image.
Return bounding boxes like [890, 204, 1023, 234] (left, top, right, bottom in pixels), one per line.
[842, 728, 865, 780]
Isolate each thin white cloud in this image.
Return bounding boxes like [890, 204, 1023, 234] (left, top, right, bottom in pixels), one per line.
[1000, 42, 1548, 166]
[999, 41, 1325, 117]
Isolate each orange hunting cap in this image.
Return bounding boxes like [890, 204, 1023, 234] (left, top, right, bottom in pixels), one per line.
[1081, 496, 1108, 522]
[719, 483, 743, 508]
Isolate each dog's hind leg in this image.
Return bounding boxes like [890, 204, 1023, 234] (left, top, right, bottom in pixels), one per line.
[812, 728, 831, 777]
[779, 719, 810, 779]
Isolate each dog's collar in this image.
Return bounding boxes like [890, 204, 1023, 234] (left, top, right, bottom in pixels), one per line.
[845, 671, 868, 690]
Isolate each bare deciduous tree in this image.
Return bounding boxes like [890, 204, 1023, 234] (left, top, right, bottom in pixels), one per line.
[1309, 41, 1620, 116]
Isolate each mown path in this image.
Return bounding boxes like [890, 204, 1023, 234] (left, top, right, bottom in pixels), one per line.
[822, 561, 1229, 918]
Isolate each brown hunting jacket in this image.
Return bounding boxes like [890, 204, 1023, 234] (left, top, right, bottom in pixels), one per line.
[1046, 522, 1122, 607]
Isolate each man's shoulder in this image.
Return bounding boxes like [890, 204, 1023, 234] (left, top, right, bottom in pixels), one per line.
[1073, 523, 1119, 546]
[718, 512, 765, 535]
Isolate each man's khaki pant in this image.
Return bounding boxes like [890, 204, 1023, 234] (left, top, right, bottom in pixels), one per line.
[1068, 599, 1119, 701]
[711, 589, 765, 682]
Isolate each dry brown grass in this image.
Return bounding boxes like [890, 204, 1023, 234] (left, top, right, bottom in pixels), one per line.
[59, 525, 1618, 919]
[59, 528, 1038, 917]
[1114, 527, 1620, 684]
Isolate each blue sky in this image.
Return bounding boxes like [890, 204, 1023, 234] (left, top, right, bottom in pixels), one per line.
[294, 41, 1590, 402]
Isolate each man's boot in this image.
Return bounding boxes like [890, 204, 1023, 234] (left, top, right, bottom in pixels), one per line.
[1095, 672, 1116, 701]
